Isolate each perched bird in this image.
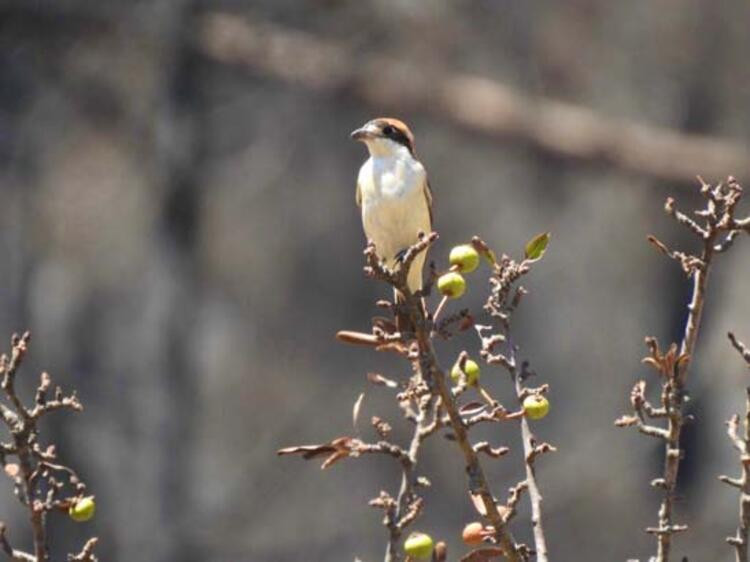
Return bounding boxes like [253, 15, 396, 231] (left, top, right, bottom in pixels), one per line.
[351, 117, 433, 295]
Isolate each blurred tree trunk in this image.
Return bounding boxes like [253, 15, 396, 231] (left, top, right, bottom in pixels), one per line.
[137, 1, 204, 561]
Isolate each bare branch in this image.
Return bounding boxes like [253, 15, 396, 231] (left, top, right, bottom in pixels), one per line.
[619, 178, 748, 562]
[472, 240, 552, 562]
[473, 442, 510, 459]
[68, 538, 99, 562]
[283, 231, 556, 561]
[729, 333, 750, 367]
[0, 523, 35, 562]
[0, 334, 97, 562]
[720, 387, 750, 562]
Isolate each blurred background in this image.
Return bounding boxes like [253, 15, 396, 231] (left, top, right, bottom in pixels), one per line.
[1, 1, 750, 560]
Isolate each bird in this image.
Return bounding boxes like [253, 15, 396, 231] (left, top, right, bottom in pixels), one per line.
[351, 117, 433, 299]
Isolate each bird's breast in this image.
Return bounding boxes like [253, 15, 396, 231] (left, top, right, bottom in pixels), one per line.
[359, 157, 420, 198]
[358, 156, 430, 262]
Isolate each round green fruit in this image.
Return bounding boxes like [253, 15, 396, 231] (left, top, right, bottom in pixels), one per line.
[451, 359, 480, 387]
[449, 245, 480, 273]
[69, 496, 95, 522]
[523, 395, 550, 420]
[437, 272, 466, 299]
[404, 532, 434, 560]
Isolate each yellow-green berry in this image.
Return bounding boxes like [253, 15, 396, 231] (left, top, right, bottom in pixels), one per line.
[69, 496, 95, 522]
[437, 272, 466, 299]
[404, 532, 434, 560]
[449, 245, 480, 273]
[523, 395, 550, 420]
[451, 359, 480, 386]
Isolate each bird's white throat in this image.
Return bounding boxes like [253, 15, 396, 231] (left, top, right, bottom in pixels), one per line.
[359, 151, 424, 200]
[363, 137, 413, 159]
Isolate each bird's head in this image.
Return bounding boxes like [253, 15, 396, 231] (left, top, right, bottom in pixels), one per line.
[351, 117, 416, 158]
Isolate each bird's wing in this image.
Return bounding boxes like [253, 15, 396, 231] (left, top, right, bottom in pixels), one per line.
[424, 177, 434, 225]
[356, 180, 362, 208]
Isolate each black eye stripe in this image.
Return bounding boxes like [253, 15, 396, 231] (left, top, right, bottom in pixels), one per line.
[381, 125, 412, 152]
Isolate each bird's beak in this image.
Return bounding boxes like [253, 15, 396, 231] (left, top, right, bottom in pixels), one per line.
[351, 124, 377, 141]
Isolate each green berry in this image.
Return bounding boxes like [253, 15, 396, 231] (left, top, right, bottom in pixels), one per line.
[451, 359, 481, 386]
[437, 272, 466, 299]
[449, 245, 480, 273]
[69, 496, 95, 522]
[523, 395, 550, 420]
[404, 532, 434, 560]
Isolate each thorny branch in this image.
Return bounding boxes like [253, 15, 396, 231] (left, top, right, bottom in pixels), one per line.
[377, 389, 439, 561]
[0, 332, 97, 562]
[474, 237, 555, 562]
[617, 177, 750, 562]
[278, 419, 441, 562]
[362, 233, 529, 562]
[279, 234, 451, 561]
[281, 231, 556, 561]
[719, 333, 750, 562]
[361, 233, 526, 561]
[730, 333, 750, 366]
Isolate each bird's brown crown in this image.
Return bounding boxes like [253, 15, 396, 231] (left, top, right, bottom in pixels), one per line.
[368, 117, 416, 154]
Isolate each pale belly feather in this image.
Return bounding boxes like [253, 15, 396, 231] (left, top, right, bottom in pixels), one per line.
[358, 156, 431, 291]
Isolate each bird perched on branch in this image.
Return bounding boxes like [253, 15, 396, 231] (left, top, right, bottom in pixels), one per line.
[351, 117, 433, 296]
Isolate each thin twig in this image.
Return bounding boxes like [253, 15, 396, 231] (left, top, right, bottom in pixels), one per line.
[514, 371, 551, 561]
[730, 333, 750, 365]
[720, 334, 750, 562]
[475, 244, 553, 562]
[367, 234, 525, 561]
[0, 333, 96, 562]
[383, 393, 437, 561]
[0, 523, 35, 562]
[68, 538, 99, 562]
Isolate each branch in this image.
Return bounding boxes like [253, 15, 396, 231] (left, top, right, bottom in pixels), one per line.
[719, 388, 750, 562]
[287, 233, 554, 561]
[729, 333, 750, 367]
[721, 334, 750, 561]
[362, 234, 525, 561]
[196, 12, 750, 184]
[513, 364, 553, 562]
[474, 239, 553, 562]
[382, 393, 438, 561]
[653, 181, 747, 560]
[0, 523, 35, 562]
[68, 538, 99, 562]
[618, 178, 749, 562]
[0, 333, 97, 562]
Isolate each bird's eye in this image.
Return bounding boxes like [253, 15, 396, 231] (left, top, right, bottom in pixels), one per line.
[382, 125, 395, 136]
